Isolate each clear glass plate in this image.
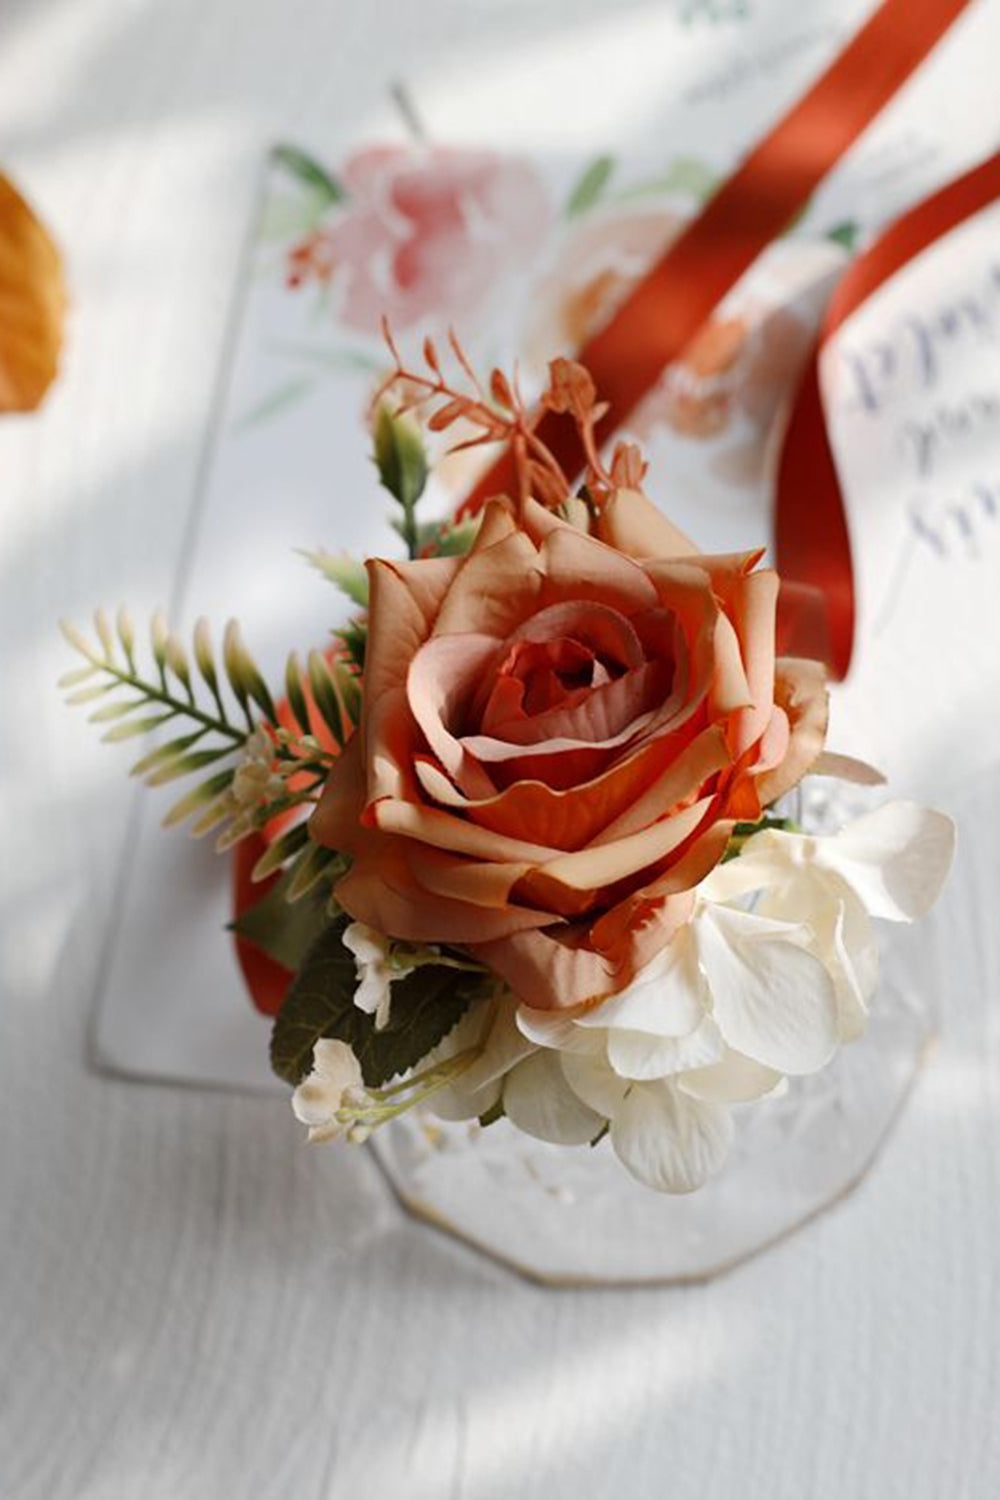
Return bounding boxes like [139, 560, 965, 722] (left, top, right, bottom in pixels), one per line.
[371, 784, 935, 1285]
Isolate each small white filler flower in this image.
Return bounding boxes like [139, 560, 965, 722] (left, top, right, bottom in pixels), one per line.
[343, 921, 415, 1030]
[291, 1039, 367, 1142]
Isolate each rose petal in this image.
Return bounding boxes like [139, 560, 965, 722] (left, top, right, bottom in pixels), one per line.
[363, 556, 462, 703]
[372, 795, 556, 863]
[521, 795, 714, 897]
[432, 525, 541, 638]
[406, 631, 501, 794]
[595, 487, 698, 560]
[726, 567, 779, 755]
[755, 657, 828, 805]
[414, 730, 703, 852]
[590, 724, 730, 845]
[334, 842, 556, 944]
[473, 924, 619, 1011]
[538, 524, 659, 614]
[810, 751, 886, 785]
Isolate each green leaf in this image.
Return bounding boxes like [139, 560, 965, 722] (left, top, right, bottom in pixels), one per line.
[307, 651, 346, 743]
[330, 660, 361, 726]
[373, 404, 429, 514]
[286, 840, 342, 901]
[101, 712, 176, 743]
[130, 729, 207, 779]
[722, 814, 800, 862]
[334, 620, 367, 673]
[232, 865, 332, 973]
[826, 220, 860, 251]
[270, 917, 490, 1087]
[425, 518, 480, 558]
[565, 154, 615, 217]
[238, 375, 318, 430]
[251, 820, 311, 881]
[300, 548, 370, 607]
[143, 745, 234, 787]
[58, 664, 99, 689]
[88, 696, 153, 723]
[65, 681, 116, 706]
[389, 515, 479, 558]
[162, 767, 235, 827]
[616, 156, 718, 204]
[284, 653, 311, 734]
[270, 144, 346, 208]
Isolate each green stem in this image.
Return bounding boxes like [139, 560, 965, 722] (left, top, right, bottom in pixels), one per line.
[401, 500, 419, 560]
[94, 657, 248, 743]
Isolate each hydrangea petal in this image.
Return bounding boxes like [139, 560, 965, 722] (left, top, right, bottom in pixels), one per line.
[502, 1051, 604, 1144]
[560, 1048, 631, 1117]
[573, 922, 704, 1037]
[610, 1082, 734, 1193]
[817, 801, 956, 922]
[678, 1049, 785, 1104]
[696, 904, 839, 1074]
[606, 1015, 725, 1081]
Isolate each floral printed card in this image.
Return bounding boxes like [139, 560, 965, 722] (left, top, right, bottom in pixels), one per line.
[90, 2, 1000, 1089]
[98, 140, 844, 1091]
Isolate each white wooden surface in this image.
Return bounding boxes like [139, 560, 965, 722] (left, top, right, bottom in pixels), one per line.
[2, 2, 999, 1496]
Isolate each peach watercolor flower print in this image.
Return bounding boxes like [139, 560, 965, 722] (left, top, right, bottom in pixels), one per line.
[524, 203, 822, 489]
[285, 146, 551, 336]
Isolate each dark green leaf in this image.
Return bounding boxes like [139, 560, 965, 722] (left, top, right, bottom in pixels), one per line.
[334, 620, 367, 673]
[232, 866, 331, 972]
[331, 660, 361, 726]
[722, 814, 799, 862]
[286, 841, 342, 901]
[270, 916, 491, 1087]
[271, 144, 345, 207]
[389, 515, 479, 557]
[565, 154, 615, 217]
[284, 652, 310, 734]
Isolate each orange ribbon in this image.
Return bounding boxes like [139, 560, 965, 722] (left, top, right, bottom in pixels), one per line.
[455, 0, 976, 679]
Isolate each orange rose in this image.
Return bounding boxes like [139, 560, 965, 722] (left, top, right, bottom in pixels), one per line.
[311, 489, 827, 1010]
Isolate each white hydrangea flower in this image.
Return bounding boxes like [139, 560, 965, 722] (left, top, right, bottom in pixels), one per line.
[343, 921, 415, 1030]
[496, 801, 955, 1194]
[700, 801, 956, 1040]
[291, 1039, 366, 1142]
[424, 998, 538, 1123]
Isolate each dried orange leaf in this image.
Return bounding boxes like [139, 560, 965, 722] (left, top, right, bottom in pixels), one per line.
[0, 174, 65, 413]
